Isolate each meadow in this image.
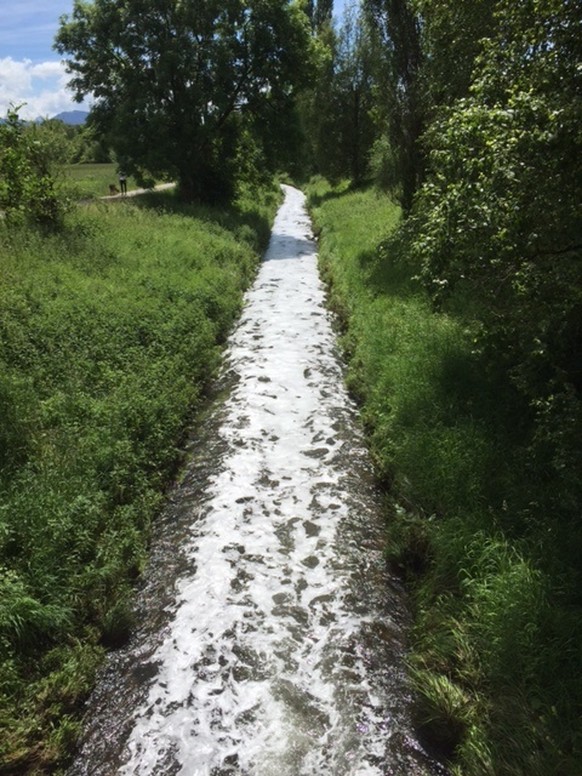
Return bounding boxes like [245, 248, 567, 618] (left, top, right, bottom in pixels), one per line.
[64, 163, 142, 199]
[0, 180, 280, 771]
[307, 178, 581, 776]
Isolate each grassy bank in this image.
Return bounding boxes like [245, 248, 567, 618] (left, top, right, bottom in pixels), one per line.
[0, 183, 280, 772]
[307, 178, 581, 776]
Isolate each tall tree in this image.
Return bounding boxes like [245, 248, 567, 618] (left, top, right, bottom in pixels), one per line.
[364, 0, 423, 210]
[55, 0, 313, 202]
[314, 0, 334, 30]
[409, 0, 582, 518]
[413, 0, 496, 110]
[301, 2, 375, 183]
[333, 4, 376, 182]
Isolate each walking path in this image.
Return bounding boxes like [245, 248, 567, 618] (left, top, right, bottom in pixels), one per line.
[100, 182, 175, 200]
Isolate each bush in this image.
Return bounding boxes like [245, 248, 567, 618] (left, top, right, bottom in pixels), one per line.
[0, 107, 69, 229]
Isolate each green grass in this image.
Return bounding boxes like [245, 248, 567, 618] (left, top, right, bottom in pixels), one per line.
[65, 163, 144, 199]
[0, 182, 281, 772]
[307, 177, 582, 776]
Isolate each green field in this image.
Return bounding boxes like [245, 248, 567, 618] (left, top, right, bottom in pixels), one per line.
[64, 163, 144, 199]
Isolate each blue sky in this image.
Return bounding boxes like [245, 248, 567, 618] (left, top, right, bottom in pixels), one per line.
[0, 1, 349, 121]
[0, 2, 93, 119]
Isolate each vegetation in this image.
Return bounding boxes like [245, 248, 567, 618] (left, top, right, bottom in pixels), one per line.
[301, 2, 376, 184]
[1, 0, 580, 772]
[0, 177, 280, 770]
[65, 163, 141, 199]
[308, 176, 581, 776]
[55, 0, 314, 202]
[304, 2, 581, 775]
[0, 108, 70, 230]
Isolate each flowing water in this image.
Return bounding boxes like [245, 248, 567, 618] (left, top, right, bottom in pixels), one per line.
[68, 186, 446, 776]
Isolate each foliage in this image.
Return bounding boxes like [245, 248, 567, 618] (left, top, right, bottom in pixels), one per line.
[363, 0, 497, 205]
[307, 0, 333, 32]
[0, 182, 280, 770]
[301, 3, 377, 183]
[408, 0, 582, 535]
[308, 180, 582, 775]
[364, 0, 424, 209]
[411, 0, 495, 108]
[69, 124, 112, 164]
[55, 0, 314, 203]
[0, 107, 70, 228]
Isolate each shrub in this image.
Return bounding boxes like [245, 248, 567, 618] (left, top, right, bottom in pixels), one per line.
[0, 107, 69, 229]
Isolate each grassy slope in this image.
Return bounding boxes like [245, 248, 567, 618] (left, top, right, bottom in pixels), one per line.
[307, 178, 581, 776]
[0, 183, 280, 772]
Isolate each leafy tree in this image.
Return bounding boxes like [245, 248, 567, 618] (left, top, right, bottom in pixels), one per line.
[0, 107, 68, 228]
[408, 0, 582, 520]
[55, 0, 314, 202]
[301, 3, 376, 183]
[70, 125, 112, 164]
[333, 4, 376, 182]
[412, 0, 495, 109]
[313, 0, 333, 30]
[364, 0, 496, 203]
[297, 11, 336, 177]
[304, 0, 333, 31]
[32, 119, 77, 165]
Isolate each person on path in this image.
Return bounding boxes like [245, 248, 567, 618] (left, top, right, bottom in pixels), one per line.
[118, 170, 127, 195]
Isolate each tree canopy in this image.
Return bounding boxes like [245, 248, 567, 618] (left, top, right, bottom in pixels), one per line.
[408, 0, 582, 503]
[55, 0, 314, 202]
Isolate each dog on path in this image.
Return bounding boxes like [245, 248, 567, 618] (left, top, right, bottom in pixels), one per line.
[109, 184, 120, 195]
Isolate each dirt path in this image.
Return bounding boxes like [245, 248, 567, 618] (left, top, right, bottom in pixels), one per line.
[99, 182, 175, 200]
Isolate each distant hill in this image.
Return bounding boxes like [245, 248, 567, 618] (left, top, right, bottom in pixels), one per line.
[52, 110, 89, 125]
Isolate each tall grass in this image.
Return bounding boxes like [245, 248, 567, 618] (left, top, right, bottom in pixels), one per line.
[0, 183, 280, 771]
[307, 177, 582, 776]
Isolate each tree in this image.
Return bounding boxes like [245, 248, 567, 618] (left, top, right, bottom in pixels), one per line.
[333, 4, 376, 183]
[408, 0, 582, 516]
[55, 0, 313, 202]
[364, 0, 424, 210]
[412, 0, 495, 110]
[301, 2, 376, 183]
[313, 0, 333, 30]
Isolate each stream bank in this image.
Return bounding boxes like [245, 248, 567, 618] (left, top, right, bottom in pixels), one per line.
[67, 185, 445, 776]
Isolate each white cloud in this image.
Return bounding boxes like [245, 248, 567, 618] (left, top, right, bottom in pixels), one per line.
[0, 57, 91, 120]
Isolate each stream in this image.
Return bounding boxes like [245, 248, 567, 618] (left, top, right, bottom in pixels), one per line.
[68, 185, 446, 776]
